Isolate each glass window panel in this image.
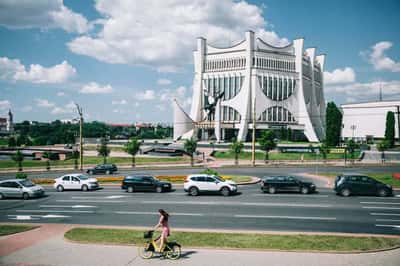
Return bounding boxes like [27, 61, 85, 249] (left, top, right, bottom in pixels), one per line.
[273, 77, 278, 101]
[278, 107, 282, 121]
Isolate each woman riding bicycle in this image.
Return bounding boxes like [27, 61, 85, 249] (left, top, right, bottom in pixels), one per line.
[153, 209, 170, 252]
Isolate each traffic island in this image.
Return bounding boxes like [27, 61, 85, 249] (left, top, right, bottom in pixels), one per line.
[0, 224, 38, 236]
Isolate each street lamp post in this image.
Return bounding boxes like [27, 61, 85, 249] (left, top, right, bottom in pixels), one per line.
[75, 103, 83, 171]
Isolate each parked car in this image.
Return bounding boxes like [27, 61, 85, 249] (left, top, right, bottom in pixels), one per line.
[86, 164, 118, 175]
[121, 175, 172, 193]
[334, 173, 393, 197]
[54, 174, 99, 192]
[260, 176, 316, 194]
[184, 174, 237, 196]
[0, 179, 45, 200]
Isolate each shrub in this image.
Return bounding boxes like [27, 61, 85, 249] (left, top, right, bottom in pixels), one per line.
[201, 168, 219, 176]
[16, 172, 27, 179]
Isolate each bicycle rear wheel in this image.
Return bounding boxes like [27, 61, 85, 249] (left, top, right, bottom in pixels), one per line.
[165, 244, 181, 260]
[138, 243, 153, 259]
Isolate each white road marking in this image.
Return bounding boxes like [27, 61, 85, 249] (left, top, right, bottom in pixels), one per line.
[234, 215, 336, 221]
[8, 215, 38, 220]
[376, 219, 400, 222]
[141, 200, 331, 208]
[17, 210, 94, 213]
[106, 195, 126, 199]
[370, 213, 400, 216]
[41, 214, 71, 218]
[40, 205, 97, 208]
[358, 196, 400, 200]
[362, 206, 400, 210]
[56, 200, 124, 203]
[252, 194, 329, 198]
[375, 224, 400, 229]
[361, 202, 400, 205]
[115, 211, 204, 216]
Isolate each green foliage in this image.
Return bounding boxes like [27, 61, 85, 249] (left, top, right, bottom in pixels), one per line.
[384, 111, 395, 148]
[8, 136, 16, 147]
[257, 130, 276, 163]
[42, 151, 52, 170]
[377, 139, 389, 152]
[319, 142, 330, 160]
[97, 137, 110, 164]
[184, 138, 198, 166]
[287, 128, 293, 141]
[346, 139, 359, 159]
[202, 168, 219, 176]
[12, 150, 24, 171]
[72, 150, 80, 169]
[15, 172, 27, 179]
[230, 140, 244, 165]
[125, 138, 141, 167]
[326, 102, 343, 146]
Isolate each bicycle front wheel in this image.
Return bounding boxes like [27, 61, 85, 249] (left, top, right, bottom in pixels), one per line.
[165, 244, 181, 260]
[138, 243, 153, 259]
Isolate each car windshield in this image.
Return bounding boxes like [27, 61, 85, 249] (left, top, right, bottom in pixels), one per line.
[19, 180, 35, 187]
[215, 176, 225, 182]
[78, 175, 89, 180]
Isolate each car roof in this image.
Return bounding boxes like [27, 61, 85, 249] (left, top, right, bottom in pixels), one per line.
[340, 173, 364, 176]
[187, 174, 213, 177]
[58, 173, 84, 178]
[0, 179, 24, 182]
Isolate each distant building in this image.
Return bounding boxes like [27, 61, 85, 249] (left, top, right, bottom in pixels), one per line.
[0, 109, 13, 134]
[174, 31, 326, 142]
[341, 100, 400, 141]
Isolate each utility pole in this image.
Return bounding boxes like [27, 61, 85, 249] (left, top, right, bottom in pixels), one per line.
[75, 103, 83, 171]
[251, 98, 256, 167]
[397, 106, 400, 142]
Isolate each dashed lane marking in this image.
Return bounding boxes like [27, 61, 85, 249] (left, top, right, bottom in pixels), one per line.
[370, 213, 400, 216]
[362, 206, 400, 210]
[16, 210, 94, 213]
[116, 211, 204, 216]
[375, 224, 400, 229]
[252, 194, 329, 198]
[234, 214, 336, 221]
[40, 205, 97, 208]
[361, 202, 400, 205]
[56, 200, 125, 203]
[376, 219, 400, 222]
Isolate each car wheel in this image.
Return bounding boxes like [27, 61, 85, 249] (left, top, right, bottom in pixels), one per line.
[22, 192, 29, 200]
[189, 187, 199, 196]
[220, 187, 230, 196]
[81, 185, 89, 191]
[377, 188, 388, 197]
[127, 186, 134, 193]
[156, 186, 163, 193]
[106, 170, 111, 175]
[57, 185, 64, 192]
[340, 188, 351, 197]
[0, 193, 4, 200]
[301, 187, 309, 194]
[268, 186, 276, 194]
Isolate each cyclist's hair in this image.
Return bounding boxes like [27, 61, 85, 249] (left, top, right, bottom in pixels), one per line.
[159, 209, 169, 220]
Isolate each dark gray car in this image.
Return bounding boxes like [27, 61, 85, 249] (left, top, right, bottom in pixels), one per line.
[0, 179, 45, 200]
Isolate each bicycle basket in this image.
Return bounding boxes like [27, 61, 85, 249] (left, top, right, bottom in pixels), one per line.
[143, 231, 153, 239]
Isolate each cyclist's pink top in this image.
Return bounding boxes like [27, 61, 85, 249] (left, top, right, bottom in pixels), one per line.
[160, 215, 170, 238]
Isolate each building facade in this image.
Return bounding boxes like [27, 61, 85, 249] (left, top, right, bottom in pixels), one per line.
[341, 101, 400, 141]
[174, 31, 326, 142]
[0, 109, 13, 134]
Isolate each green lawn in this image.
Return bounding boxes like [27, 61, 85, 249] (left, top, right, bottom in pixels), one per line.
[213, 151, 359, 161]
[0, 225, 37, 236]
[0, 156, 188, 169]
[65, 228, 400, 252]
[318, 172, 400, 188]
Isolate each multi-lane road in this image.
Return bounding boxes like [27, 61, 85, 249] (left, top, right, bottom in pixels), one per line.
[1, 171, 399, 235]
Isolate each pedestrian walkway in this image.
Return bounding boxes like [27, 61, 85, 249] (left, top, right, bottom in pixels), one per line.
[1, 224, 399, 266]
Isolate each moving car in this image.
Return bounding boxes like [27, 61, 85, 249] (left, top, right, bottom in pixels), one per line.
[54, 174, 99, 192]
[0, 179, 45, 200]
[334, 173, 393, 197]
[184, 174, 237, 196]
[260, 176, 316, 194]
[86, 164, 118, 175]
[121, 175, 172, 193]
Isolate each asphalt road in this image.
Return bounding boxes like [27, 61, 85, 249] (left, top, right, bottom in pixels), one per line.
[1, 181, 399, 236]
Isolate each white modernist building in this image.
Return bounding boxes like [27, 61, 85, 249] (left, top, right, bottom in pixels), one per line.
[341, 100, 400, 140]
[174, 31, 326, 142]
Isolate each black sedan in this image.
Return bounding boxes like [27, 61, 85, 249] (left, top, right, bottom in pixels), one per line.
[86, 164, 118, 175]
[260, 176, 316, 194]
[121, 175, 172, 193]
[334, 174, 393, 197]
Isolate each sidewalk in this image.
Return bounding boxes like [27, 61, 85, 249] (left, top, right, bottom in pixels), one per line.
[1, 224, 399, 266]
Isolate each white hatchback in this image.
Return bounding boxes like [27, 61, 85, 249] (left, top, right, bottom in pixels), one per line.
[54, 174, 99, 192]
[184, 174, 237, 196]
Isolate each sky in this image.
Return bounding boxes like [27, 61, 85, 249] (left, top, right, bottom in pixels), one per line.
[0, 0, 399, 123]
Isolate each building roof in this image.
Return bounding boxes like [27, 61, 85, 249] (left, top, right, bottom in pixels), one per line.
[341, 100, 400, 108]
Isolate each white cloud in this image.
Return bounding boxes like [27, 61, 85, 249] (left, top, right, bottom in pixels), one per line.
[50, 101, 75, 115]
[21, 106, 33, 112]
[80, 82, 113, 94]
[157, 79, 172, 85]
[57, 91, 66, 96]
[0, 100, 11, 110]
[67, 0, 288, 71]
[324, 67, 356, 85]
[112, 99, 127, 105]
[135, 90, 156, 100]
[156, 105, 166, 111]
[35, 99, 55, 108]
[0, 57, 76, 84]
[363, 41, 400, 72]
[0, 0, 90, 33]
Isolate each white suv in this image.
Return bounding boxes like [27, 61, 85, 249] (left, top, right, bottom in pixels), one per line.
[184, 174, 237, 196]
[54, 174, 99, 192]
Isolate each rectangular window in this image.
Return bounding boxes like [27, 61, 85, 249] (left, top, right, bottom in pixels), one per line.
[272, 107, 277, 121]
[278, 107, 282, 121]
[235, 76, 240, 95]
[273, 77, 278, 101]
[283, 78, 287, 98]
[263, 76, 268, 95]
[268, 77, 273, 98]
[278, 78, 282, 100]
[224, 77, 228, 100]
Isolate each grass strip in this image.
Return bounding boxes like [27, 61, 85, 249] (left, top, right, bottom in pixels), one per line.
[213, 151, 359, 161]
[64, 228, 400, 252]
[0, 225, 37, 236]
[318, 172, 400, 188]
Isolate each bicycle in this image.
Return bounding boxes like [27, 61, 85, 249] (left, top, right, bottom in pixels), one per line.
[138, 230, 181, 260]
